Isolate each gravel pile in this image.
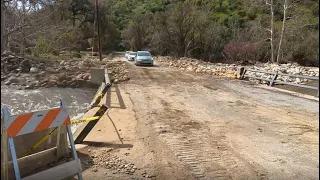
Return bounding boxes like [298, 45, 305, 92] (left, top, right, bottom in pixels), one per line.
[81, 149, 138, 175]
[101, 58, 130, 84]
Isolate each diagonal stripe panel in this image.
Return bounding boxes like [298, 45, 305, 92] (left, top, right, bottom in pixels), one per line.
[49, 108, 69, 129]
[16, 110, 50, 136]
[62, 116, 71, 125]
[34, 108, 62, 132]
[6, 113, 33, 137]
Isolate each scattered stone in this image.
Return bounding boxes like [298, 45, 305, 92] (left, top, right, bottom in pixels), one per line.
[30, 67, 39, 73]
[1, 76, 8, 81]
[1, 50, 13, 57]
[24, 85, 34, 90]
[57, 73, 67, 81]
[8, 76, 19, 83]
[88, 149, 91, 152]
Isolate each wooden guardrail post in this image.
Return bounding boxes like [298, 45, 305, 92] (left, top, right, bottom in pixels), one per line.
[237, 67, 245, 80]
[269, 73, 278, 87]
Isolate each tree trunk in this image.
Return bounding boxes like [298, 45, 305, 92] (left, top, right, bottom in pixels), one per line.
[270, 0, 275, 63]
[1, 0, 5, 53]
[276, 0, 288, 63]
[21, 0, 26, 55]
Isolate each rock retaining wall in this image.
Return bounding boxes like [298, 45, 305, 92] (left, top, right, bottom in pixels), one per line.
[157, 56, 319, 84]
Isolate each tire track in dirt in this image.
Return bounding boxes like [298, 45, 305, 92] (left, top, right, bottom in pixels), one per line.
[151, 97, 253, 179]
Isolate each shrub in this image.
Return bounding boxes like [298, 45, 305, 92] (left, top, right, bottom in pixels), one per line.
[222, 41, 266, 63]
[287, 32, 319, 67]
[34, 36, 49, 57]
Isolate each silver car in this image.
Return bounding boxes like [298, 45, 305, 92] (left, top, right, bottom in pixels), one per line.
[134, 51, 153, 66]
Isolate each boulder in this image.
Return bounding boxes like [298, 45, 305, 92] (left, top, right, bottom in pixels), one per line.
[25, 85, 35, 90]
[83, 74, 91, 80]
[7, 76, 19, 84]
[1, 50, 13, 57]
[1, 76, 8, 81]
[30, 67, 39, 73]
[20, 59, 31, 73]
[57, 73, 67, 81]
[76, 74, 84, 80]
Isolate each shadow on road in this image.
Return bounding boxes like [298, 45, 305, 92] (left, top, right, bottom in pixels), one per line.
[81, 141, 133, 149]
[106, 85, 126, 109]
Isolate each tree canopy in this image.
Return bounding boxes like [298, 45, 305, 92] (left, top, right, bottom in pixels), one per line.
[2, 0, 319, 66]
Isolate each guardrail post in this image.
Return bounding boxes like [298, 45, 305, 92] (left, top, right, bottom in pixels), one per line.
[237, 67, 245, 80]
[240, 68, 246, 80]
[269, 73, 278, 87]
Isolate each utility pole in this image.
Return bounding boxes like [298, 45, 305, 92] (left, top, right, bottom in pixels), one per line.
[1, 0, 5, 53]
[95, 0, 102, 61]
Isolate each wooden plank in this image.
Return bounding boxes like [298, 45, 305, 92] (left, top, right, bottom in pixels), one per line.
[2, 148, 57, 180]
[22, 159, 82, 180]
[73, 105, 108, 144]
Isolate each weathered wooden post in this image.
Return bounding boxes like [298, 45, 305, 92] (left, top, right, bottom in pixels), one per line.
[237, 67, 245, 79]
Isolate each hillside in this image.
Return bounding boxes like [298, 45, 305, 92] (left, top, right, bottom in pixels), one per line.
[2, 0, 319, 66]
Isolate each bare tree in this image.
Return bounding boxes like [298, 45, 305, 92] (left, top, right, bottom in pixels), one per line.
[265, 0, 275, 63]
[276, 0, 291, 63]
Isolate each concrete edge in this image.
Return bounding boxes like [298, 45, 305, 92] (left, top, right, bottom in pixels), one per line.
[256, 85, 319, 102]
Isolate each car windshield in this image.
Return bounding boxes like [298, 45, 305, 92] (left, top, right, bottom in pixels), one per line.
[130, 52, 137, 55]
[138, 52, 151, 56]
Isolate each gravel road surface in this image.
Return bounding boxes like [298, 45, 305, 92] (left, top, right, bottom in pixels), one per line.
[76, 57, 319, 180]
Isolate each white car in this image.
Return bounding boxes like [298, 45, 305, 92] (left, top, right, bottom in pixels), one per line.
[128, 52, 137, 61]
[125, 51, 133, 60]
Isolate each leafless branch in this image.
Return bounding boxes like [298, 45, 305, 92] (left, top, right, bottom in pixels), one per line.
[4, 24, 31, 37]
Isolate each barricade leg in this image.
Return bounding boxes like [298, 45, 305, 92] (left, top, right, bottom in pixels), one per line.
[66, 124, 83, 180]
[2, 107, 9, 180]
[8, 138, 21, 180]
[60, 99, 83, 180]
[1, 131, 9, 180]
[56, 126, 61, 162]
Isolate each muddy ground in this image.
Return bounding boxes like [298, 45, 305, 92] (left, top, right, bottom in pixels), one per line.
[71, 57, 319, 180]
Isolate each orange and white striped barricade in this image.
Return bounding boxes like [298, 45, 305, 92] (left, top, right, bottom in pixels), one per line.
[2, 100, 83, 180]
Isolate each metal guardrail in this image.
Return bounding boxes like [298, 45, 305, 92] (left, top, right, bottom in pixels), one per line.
[240, 68, 319, 97]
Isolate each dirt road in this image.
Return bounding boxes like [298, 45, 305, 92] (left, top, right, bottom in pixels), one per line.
[78, 58, 319, 180]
